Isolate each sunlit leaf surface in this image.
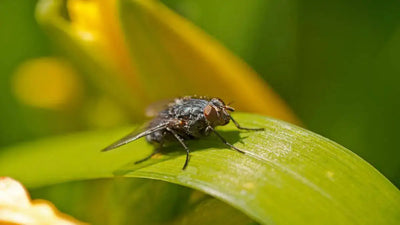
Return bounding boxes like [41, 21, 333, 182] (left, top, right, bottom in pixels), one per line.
[0, 113, 399, 225]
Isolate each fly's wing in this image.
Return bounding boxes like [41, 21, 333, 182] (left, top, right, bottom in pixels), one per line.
[145, 98, 175, 118]
[101, 122, 168, 152]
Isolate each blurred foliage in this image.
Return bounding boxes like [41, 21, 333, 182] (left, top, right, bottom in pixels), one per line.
[0, 0, 51, 145]
[35, 0, 298, 124]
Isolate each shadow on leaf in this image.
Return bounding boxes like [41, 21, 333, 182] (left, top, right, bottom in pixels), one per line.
[114, 130, 249, 175]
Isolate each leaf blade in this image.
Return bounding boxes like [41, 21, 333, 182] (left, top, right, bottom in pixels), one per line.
[0, 113, 399, 224]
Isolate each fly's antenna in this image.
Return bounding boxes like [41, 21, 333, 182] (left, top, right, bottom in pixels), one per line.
[225, 101, 235, 112]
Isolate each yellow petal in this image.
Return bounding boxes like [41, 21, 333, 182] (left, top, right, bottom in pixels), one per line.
[0, 177, 87, 225]
[67, 0, 102, 43]
[68, 0, 141, 89]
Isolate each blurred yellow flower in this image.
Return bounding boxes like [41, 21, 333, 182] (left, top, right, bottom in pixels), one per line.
[36, 0, 300, 125]
[12, 57, 83, 110]
[0, 177, 86, 225]
[68, 0, 101, 43]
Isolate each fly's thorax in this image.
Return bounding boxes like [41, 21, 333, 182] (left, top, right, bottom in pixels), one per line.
[163, 98, 207, 119]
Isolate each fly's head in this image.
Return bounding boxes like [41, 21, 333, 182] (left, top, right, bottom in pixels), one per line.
[203, 98, 234, 127]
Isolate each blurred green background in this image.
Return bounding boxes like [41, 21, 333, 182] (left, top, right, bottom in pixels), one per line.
[1, 0, 399, 189]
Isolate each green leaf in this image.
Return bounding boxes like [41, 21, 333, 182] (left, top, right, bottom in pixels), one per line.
[1, 113, 399, 224]
[31, 179, 253, 225]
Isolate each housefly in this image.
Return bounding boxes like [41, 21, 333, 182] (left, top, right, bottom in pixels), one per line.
[102, 96, 264, 170]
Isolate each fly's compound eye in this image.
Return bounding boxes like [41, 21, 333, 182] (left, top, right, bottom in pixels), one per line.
[204, 104, 220, 124]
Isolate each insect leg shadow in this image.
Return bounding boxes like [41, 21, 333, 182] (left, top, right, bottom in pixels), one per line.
[134, 143, 163, 165]
[134, 128, 191, 170]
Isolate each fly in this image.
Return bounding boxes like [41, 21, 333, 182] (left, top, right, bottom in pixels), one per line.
[102, 96, 264, 170]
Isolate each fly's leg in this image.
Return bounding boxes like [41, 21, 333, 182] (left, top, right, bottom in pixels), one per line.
[230, 116, 264, 131]
[166, 127, 190, 170]
[208, 126, 245, 154]
[134, 142, 163, 165]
